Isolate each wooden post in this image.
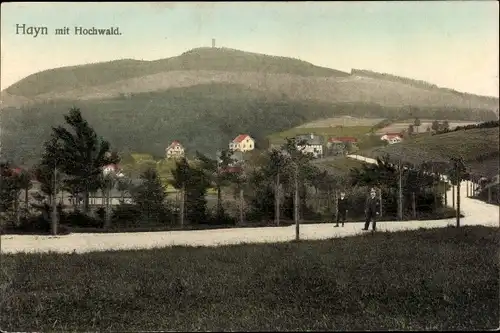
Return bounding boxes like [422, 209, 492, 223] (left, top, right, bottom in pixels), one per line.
[275, 171, 280, 226]
[180, 183, 185, 227]
[334, 190, 338, 222]
[239, 187, 244, 225]
[452, 185, 455, 209]
[105, 183, 111, 229]
[412, 192, 416, 219]
[51, 166, 58, 236]
[327, 188, 331, 218]
[379, 188, 383, 217]
[444, 180, 447, 207]
[398, 160, 403, 220]
[294, 163, 299, 241]
[456, 180, 461, 227]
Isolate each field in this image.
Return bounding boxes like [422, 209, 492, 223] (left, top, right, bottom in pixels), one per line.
[296, 116, 385, 128]
[267, 125, 373, 144]
[376, 120, 481, 134]
[365, 127, 500, 177]
[1, 226, 498, 331]
[313, 156, 367, 174]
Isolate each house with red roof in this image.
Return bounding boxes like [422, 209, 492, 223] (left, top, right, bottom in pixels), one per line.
[326, 137, 358, 156]
[229, 134, 255, 152]
[165, 140, 185, 159]
[380, 133, 403, 144]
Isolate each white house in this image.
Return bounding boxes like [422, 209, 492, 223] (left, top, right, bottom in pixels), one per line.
[381, 133, 403, 145]
[165, 140, 185, 159]
[102, 164, 125, 178]
[295, 134, 324, 158]
[229, 134, 255, 152]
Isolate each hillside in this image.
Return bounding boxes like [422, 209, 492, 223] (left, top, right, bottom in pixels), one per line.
[366, 127, 500, 178]
[3, 81, 498, 167]
[2, 47, 498, 111]
[4, 47, 348, 98]
[351, 69, 500, 103]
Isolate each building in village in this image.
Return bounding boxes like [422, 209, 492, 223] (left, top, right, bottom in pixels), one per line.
[295, 133, 324, 158]
[380, 133, 403, 144]
[229, 134, 255, 152]
[326, 136, 358, 156]
[165, 140, 185, 159]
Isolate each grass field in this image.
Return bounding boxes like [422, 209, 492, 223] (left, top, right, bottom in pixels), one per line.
[377, 120, 481, 134]
[1, 226, 497, 331]
[296, 116, 385, 129]
[313, 156, 367, 174]
[267, 125, 373, 144]
[366, 127, 500, 172]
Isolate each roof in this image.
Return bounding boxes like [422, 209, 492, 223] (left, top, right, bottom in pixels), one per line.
[383, 132, 402, 137]
[232, 134, 251, 143]
[296, 134, 324, 146]
[103, 164, 119, 170]
[167, 140, 183, 149]
[329, 137, 358, 143]
[12, 168, 23, 175]
[382, 134, 402, 140]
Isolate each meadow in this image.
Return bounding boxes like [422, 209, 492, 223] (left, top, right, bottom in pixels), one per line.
[377, 120, 481, 134]
[1, 226, 497, 331]
[296, 116, 385, 128]
[366, 127, 500, 178]
[267, 125, 373, 144]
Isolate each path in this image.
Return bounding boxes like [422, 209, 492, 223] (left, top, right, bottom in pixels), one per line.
[1, 155, 498, 254]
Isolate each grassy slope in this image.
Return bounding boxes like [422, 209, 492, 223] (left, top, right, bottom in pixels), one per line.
[5, 47, 348, 97]
[3, 47, 498, 111]
[366, 127, 500, 177]
[1, 226, 498, 331]
[267, 125, 373, 144]
[313, 156, 367, 174]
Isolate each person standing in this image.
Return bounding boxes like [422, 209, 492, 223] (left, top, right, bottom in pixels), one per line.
[363, 188, 380, 231]
[335, 191, 349, 227]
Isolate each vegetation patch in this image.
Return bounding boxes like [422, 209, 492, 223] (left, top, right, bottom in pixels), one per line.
[1, 226, 498, 331]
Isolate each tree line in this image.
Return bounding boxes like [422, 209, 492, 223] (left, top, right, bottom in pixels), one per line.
[1, 108, 468, 235]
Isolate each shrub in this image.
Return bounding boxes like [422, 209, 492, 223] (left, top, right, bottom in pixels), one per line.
[61, 211, 103, 228]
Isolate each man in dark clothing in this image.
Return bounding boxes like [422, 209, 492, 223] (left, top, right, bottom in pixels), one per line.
[335, 191, 349, 227]
[364, 189, 380, 231]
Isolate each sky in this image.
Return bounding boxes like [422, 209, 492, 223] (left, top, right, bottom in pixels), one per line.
[1, 1, 499, 96]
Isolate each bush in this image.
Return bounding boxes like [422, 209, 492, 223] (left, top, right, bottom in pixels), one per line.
[206, 206, 237, 226]
[61, 210, 103, 228]
[111, 204, 142, 227]
[1, 214, 71, 235]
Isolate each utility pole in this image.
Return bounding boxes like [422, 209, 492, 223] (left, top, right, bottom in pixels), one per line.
[239, 166, 245, 226]
[51, 164, 58, 235]
[104, 177, 112, 229]
[275, 168, 280, 226]
[180, 183, 185, 228]
[398, 158, 403, 220]
[294, 161, 299, 241]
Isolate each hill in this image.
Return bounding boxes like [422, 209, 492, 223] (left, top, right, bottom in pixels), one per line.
[365, 127, 500, 178]
[2, 82, 498, 166]
[2, 47, 499, 166]
[2, 47, 499, 111]
[351, 69, 500, 103]
[4, 47, 349, 99]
